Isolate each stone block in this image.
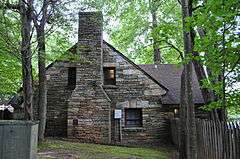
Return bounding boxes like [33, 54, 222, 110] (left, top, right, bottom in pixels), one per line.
[136, 100, 149, 108]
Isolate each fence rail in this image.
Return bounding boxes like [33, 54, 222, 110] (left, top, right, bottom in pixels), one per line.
[171, 118, 240, 159]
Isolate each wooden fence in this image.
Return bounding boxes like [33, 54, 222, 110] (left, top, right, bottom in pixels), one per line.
[171, 118, 240, 159]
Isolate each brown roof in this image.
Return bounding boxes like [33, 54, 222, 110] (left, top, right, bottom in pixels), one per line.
[139, 64, 204, 105]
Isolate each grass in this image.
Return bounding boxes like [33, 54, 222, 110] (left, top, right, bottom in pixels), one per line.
[38, 139, 170, 159]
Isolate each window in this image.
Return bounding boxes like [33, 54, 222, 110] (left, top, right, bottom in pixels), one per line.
[125, 108, 143, 127]
[68, 67, 76, 89]
[103, 67, 116, 85]
[73, 118, 78, 126]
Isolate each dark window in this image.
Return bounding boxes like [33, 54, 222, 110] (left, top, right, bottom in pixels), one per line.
[68, 67, 76, 89]
[103, 67, 116, 85]
[0, 110, 13, 120]
[73, 118, 78, 126]
[125, 108, 143, 127]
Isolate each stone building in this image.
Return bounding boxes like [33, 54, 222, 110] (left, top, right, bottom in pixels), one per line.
[10, 11, 205, 146]
[38, 12, 205, 146]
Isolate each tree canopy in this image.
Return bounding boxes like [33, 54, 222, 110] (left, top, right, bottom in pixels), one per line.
[0, 0, 239, 115]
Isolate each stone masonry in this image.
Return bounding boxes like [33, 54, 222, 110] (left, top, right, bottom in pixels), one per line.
[67, 12, 111, 144]
[102, 42, 170, 146]
[36, 12, 174, 146]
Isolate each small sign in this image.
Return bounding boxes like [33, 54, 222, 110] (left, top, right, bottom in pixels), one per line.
[114, 109, 122, 119]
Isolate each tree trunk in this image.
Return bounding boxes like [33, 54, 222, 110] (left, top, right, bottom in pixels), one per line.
[192, 51, 221, 120]
[31, 0, 49, 142]
[192, 52, 216, 103]
[37, 26, 47, 142]
[150, 0, 162, 64]
[221, 19, 228, 159]
[179, 0, 197, 158]
[179, 68, 188, 159]
[19, 0, 33, 120]
[193, 27, 225, 121]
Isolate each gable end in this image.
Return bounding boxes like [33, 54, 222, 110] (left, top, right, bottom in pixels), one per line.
[103, 41, 168, 92]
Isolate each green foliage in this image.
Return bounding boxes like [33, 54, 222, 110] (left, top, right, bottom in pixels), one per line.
[45, 31, 72, 64]
[109, 0, 183, 64]
[0, 3, 74, 98]
[192, 0, 240, 112]
[83, 0, 183, 64]
[0, 53, 21, 96]
[0, 0, 239, 115]
[0, 11, 22, 99]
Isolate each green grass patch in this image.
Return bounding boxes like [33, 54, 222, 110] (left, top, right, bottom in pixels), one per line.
[38, 139, 170, 159]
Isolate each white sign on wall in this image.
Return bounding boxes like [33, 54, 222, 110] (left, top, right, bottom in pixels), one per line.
[114, 109, 122, 119]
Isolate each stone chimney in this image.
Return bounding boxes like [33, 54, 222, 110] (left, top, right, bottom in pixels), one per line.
[68, 12, 111, 144]
[77, 12, 103, 62]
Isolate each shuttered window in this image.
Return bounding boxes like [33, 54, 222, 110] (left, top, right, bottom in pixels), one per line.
[125, 108, 143, 127]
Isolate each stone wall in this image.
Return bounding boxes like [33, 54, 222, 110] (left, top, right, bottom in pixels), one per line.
[102, 42, 171, 146]
[44, 61, 73, 137]
[121, 108, 171, 146]
[41, 60, 111, 143]
[67, 12, 111, 144]
[67, 63, 111, 144]
[36, 12, 111, 144]
[36, 11, 173, 146]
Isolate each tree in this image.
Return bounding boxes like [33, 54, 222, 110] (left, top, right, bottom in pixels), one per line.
[0, 1, 72, 99]
[85, 0, 183, 64]
[19, 0, 34, 120]
[150, 0, 162, 64]
[31, 0, 75, 142]
[1, 0, 74, 139]
[0, 10, 22, 100]
[193, 0, 240, 116]
[179, 0, 197, 158]
[3, 0, 34, 120]
[30, 0, 49, 142]
[193, 0, 239, 156]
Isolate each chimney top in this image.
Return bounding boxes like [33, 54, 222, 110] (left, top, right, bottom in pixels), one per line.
[78, 12, 103, 42]
[77, 11, 103, 62]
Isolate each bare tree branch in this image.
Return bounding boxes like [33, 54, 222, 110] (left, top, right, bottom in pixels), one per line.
[5, 2, 20, 10]
[192, 5, 204, 12]
[225, 56, 240, 77]
[164, 40, 184, 60]
[177, 0, 182, 5]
